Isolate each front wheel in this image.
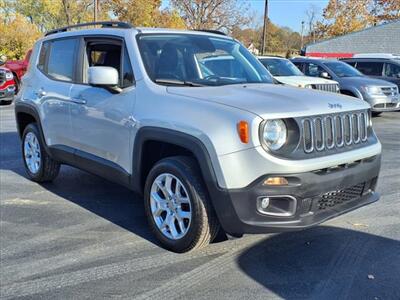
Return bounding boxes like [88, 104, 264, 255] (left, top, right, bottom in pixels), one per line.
[22, 123, 60, 182]
[144, 156, 220, 252]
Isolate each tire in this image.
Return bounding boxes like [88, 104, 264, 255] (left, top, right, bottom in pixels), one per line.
[372, 112, 382, 117]
[144, 156, 220, 253]
[22, 123, 60, 182]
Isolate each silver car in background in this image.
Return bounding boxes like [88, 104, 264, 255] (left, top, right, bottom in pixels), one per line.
[292, 57, 400, 114]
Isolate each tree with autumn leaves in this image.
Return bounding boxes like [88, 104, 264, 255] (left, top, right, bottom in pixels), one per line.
[314, 0, 400, 39]
[0, 0, 399, 59]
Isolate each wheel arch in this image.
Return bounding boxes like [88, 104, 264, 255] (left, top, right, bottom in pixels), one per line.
[132, 127, 220, 196]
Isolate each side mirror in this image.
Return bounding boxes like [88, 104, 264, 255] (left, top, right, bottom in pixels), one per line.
[320, 71, 331, 79]
[0, 55, 7, 66]
[88, 66, 121, 93]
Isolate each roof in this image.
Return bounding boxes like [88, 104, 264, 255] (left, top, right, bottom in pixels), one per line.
[305, 19, 400, 54]
[43, 22, 232, 41]
[258, 56, 286, 60]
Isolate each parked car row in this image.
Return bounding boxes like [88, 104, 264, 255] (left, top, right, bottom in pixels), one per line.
[256, 54, 399, 115]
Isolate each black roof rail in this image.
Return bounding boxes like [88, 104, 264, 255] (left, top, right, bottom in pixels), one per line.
[45, 21, 133, 36]
[194, 29, 227, 36]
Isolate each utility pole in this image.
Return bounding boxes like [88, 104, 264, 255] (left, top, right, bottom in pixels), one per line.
[300, 21, 305, 50]
[94, 0, 98, 22]
[261, 0, 268, 55]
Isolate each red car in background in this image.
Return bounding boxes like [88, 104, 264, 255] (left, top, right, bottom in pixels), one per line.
[4, 49, 32, 92]
[0, 67, 16, 104]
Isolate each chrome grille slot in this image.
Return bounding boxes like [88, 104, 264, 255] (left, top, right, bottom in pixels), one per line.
[335, 115, 344, 147]
[303, 119, 314, 153]
[360, 112, 368, 141]
[352, 114, 360, 143]
[314, 117, 325, 151]
[344, 114, 352, 145]
[325, 116, 334, 149]
[301, 111, 369, 154]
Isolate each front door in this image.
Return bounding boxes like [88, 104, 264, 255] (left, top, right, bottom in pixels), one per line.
[69, 37, 136, 174]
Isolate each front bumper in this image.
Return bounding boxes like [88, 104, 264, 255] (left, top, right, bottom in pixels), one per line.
[212, 154, 381, 236]
[365, 94, 400, 112]
[0, 86, 15, 102]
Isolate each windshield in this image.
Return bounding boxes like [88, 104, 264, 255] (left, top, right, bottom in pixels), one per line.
[324, 61, 363, 78]
[137, 34, 274, 86]
[259, 58, 303, 76]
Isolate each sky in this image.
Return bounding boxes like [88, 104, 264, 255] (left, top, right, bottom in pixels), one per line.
[162, 0, 330, 33]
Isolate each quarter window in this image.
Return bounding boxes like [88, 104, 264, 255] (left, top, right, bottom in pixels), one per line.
[356, 61, 384, 76]
[37, 42, 50, 71]
[47, 38, 78, 82]
[384, 63, 400, 78]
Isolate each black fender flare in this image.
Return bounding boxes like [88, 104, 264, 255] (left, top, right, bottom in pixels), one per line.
[131, 126, 240, 234]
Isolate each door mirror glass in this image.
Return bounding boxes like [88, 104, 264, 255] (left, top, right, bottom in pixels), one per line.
[88, 66, 119, 86]
[320, 71, 331, 79]
[0, 54, 7, 66]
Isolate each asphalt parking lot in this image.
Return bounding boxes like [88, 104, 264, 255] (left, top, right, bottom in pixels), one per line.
[1, 103, 399, 299]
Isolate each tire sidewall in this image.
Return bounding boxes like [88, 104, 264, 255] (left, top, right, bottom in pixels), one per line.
[144, 159, 206, 252]
[22, 124, 45, 180]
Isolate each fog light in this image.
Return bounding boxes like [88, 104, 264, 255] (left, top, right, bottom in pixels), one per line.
[260, 197, 270, 209]
[263, 177, 289, 186]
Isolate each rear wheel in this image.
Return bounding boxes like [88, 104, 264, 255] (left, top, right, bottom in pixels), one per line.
[144, 156, 220, 252]
[22, 123, 60, 182]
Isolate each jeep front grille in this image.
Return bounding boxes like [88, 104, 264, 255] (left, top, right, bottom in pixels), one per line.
[312, 84, 339, 93]
[302, 111, 369, 154]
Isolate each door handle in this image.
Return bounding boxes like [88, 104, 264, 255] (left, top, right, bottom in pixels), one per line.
[70, 97, 87, 105]
[35, 89, 46, 98]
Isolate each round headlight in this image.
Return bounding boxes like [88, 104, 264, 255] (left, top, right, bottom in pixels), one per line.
[262, 119, 287, 151]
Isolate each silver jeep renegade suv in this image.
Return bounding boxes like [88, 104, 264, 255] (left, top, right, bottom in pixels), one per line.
[15, 22, 382, 252]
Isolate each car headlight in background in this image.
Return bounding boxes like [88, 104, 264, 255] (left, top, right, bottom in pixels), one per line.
[262, 119, 287, 151]
[364, 86, 383, 95]
[5, 71, 13, 80]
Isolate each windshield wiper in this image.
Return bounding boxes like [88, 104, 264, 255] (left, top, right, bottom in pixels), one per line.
[155, 79, 205, 87]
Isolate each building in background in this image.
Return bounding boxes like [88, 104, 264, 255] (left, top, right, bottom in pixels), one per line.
[303, 20, 400, 59]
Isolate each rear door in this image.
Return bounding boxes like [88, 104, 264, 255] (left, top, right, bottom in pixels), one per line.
[69, 36, 136, 174]
[355, 61, 384, 80]
[36, 37, 78, 149]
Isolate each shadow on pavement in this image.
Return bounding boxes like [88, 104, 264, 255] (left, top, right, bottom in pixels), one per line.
[237, 226, 400, 299]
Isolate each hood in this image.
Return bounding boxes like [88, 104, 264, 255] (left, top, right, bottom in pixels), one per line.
[275, 75, 337, 87]
[167, 84, 370, 119]
[339, 76, 396, 87]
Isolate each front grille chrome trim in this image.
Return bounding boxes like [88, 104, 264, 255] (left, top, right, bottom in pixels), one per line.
[301, 110, 369, 154]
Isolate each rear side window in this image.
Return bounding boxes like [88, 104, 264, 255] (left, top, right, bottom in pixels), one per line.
[47, 38, 78, 82]
[384, 63, 400, 78]
[356, 61, 384, 76]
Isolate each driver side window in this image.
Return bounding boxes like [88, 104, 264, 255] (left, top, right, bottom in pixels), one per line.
[304, 63, 326, 77]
